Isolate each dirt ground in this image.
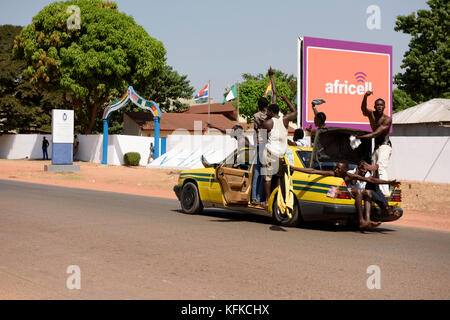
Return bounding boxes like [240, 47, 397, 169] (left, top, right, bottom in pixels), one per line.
[1, 159, 449, 232]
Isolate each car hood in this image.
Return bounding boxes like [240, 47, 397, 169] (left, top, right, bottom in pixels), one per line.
[311, 127, 373, 167]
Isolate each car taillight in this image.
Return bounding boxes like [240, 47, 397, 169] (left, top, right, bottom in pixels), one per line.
[336, 186, 352, 199]
[390, 189, 402, 202]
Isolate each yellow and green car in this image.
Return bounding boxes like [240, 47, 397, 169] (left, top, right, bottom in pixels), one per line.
[173, 128, 402, 227]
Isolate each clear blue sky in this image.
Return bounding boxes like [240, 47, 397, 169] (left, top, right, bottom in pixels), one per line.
[0, 0, 429, 102]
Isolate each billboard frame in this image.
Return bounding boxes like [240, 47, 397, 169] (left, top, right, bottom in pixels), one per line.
[298, 36, 393, 131]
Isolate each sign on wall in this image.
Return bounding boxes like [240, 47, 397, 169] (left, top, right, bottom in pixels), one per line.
[52, 109, 74, 143]
[299, 36, 392, 131]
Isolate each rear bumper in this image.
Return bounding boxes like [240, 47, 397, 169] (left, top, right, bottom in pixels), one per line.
[299, 200, 402, 222]
[173, 185, 182, 200]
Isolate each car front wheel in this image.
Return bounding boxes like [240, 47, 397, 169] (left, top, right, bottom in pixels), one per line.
[180, 182, 203, 214]
[272, 191, 301, 227]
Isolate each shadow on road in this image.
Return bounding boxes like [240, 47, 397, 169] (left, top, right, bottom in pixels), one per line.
[170, 209, 398, 234]
[298, 221, 397, 234]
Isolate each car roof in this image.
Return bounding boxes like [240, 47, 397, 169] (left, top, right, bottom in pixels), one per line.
[288, 146, 313, 151]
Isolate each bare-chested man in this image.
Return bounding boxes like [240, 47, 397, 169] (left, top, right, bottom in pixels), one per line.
[358, 90, 393, 197]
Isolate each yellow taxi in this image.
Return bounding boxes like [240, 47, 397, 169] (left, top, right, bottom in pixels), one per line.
[173, 128, 402, 227]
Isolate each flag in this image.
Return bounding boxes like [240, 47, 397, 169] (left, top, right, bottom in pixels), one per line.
[195, 83, 209, 104]
[263, 81, 272, 97]
[222, 83, 238, 104]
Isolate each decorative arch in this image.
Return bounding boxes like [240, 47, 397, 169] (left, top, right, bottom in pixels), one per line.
[101, 86, 162, 165]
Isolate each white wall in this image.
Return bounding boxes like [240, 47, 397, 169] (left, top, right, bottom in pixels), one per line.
[1, 134, 449, 183]
[0, 134, 154, 166]
[77, 134, 155, 166]
[149, 134, 237, 170]
[388, 136, 450, 183]
[0, 134, 53, 160]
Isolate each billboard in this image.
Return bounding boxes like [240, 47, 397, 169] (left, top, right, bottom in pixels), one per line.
[299, 36, 392, 131]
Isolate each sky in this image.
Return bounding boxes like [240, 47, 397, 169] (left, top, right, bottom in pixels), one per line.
[0, 0, 430, 102]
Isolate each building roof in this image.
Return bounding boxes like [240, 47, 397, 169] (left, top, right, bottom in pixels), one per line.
[393, 99, 450, 124]
[126, 112, 296, 134]
[125, 112, 239, 133]
[183, 102, 236, 115]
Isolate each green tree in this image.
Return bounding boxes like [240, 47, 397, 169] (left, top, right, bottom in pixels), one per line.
[82, 64, 195, 135]
[394, 0, 450, 103]
[392, 88, 417, 112]
[143, 64, 194, 113]
[232, 69, 296, 122]
[13, 0, 166, 134]
[0, 24, 65, 133]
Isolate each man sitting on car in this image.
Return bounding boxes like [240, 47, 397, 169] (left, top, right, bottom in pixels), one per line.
[358, 161, 401, 221]
[290, 161, 400, 229]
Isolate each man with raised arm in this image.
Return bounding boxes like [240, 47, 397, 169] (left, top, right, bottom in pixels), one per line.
[207, 123, 250, 148]
[358, 90, 393, 197]
[290, 162, 400, 229]
[260, 68, 297, 208]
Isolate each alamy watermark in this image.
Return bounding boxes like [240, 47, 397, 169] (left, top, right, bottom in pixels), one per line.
[366, 265, 381, 289]
[66, 5, 81, 30]
[366, 5, 381, 30]
[66, 265, 81, 290]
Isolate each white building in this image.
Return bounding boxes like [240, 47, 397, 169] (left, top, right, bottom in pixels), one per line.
[389, 99, 450, 183]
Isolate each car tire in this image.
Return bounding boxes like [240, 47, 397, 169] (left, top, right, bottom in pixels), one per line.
[180, 182, 203, 214]
[272, 191, 301, 227]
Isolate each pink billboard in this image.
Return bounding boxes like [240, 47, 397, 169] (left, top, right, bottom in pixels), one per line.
[301, 36, 393, 131]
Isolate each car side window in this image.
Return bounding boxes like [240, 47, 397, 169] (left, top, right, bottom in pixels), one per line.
[296, 150, 312, 168]
[223, 148, 255, 171]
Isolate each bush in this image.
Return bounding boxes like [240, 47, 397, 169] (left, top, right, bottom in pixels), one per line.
[124, 152, 141, 166]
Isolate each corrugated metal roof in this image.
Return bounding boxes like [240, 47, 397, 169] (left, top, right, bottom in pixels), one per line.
[393, 99, 450, 124]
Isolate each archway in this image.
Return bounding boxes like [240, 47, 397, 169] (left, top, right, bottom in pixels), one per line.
[101, 86, 161, 165]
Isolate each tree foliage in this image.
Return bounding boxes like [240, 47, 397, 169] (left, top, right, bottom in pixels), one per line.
[392, 88, 417, 112]
[13, 0, 168, 134]
[394, 0, 450, 103]
[233, 68, 297, 122]
[0, 24, 66, 133]
[142, 64, 194, 113]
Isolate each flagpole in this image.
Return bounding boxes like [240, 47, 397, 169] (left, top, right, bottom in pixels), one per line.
[208, 80, 211, 126]
[236, 81, 239, 122]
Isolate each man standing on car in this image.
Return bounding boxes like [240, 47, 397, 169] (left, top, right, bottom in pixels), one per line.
[261, 89, 297, 208]
[251, 96, 269, 204]
[305, 99, 327, 145]
[358, 90, 393, 197]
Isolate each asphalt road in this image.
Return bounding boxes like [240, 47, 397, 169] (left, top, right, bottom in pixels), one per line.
[1, 179, 449, 300]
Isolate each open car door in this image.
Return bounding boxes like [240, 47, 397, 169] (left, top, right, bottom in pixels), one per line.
[216, 147, 255, 205]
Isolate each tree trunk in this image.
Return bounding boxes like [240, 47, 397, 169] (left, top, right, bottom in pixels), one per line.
[85, 88, 102, 134]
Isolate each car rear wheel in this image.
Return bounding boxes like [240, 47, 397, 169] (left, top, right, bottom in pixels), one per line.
[272, 191, 301, 227]
[180, 182, 203, 214]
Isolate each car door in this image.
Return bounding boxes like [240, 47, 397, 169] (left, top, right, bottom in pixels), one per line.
[216, 148, 254, 205]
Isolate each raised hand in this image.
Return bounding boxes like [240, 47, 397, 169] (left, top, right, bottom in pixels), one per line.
[365, 90, 373, 97]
